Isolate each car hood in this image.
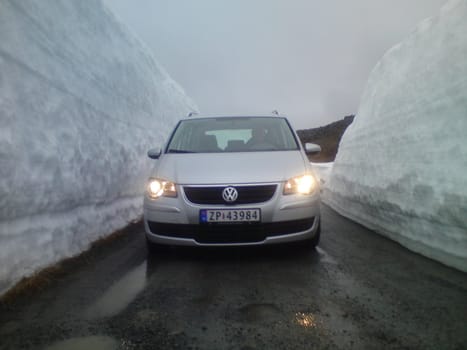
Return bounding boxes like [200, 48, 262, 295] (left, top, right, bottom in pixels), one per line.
[153, 151, 309, 185]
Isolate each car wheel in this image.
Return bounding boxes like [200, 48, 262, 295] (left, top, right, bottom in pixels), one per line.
[146, 237, 168, 253]
[300, 222, 321, 249]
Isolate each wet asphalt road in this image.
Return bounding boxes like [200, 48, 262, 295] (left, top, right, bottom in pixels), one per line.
[1, 205, 466, 350]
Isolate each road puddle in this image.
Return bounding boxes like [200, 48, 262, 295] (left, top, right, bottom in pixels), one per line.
[294, 311, 318, 328]
[84, 261, 147, 319]
[44, 335, 118, 350]
[237, 303, 282, 323]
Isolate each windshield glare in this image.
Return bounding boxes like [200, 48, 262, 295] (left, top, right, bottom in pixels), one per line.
[166, 117, 299, 153]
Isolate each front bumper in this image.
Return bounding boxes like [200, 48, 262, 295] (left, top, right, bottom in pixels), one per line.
[144, 182, 320, 246]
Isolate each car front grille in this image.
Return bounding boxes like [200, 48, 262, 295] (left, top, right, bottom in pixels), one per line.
[147, 218, 314, 244]
[183, 185, 277, 205]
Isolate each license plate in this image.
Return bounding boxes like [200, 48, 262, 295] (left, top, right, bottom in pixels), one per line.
[200, 209, 261, 223]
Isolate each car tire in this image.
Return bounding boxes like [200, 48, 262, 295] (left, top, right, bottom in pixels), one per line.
[301, 222, 321, 249]
[146, 237, 168, 253]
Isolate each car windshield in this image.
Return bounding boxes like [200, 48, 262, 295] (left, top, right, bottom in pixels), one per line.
[166, 117, 299, 153]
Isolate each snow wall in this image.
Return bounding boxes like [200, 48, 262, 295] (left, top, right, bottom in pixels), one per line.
[0, 0, 197, 295]
[324, 0, 467, 272]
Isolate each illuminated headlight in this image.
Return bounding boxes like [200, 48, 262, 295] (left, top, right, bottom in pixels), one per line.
[283, 174, 317, 195]
[147, 178, 177, 198]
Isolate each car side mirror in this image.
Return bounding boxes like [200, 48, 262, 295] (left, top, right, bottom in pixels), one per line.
[304, 143, 321, 155]
[147, 147, 162, 159]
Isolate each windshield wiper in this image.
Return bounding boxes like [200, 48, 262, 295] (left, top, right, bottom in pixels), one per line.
[167, 149, 196, 154]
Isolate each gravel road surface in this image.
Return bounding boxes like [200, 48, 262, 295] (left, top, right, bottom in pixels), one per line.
[1, 205, 466, 350]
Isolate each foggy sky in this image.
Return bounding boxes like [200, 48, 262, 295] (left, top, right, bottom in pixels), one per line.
[104, 0, 446, 129]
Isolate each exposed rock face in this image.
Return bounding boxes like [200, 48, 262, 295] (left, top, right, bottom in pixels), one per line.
[297, 115, 354, 162]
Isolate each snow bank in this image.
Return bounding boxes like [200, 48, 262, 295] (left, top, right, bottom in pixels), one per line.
[310, 162, 334, 187]
[0, 0, 197, 295]
[324, 0, 467, 272]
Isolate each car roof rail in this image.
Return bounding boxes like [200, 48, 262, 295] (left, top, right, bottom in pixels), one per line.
[187, 111, 198, 117]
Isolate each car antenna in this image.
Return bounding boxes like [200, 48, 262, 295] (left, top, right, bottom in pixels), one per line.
[187, 111, 198, 117]
[271, 110, 280, 116]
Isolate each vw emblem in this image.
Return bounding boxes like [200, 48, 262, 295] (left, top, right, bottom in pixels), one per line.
[222, 186, 238, 203]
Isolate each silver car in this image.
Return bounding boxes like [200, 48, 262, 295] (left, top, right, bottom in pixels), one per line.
[144, 115, 321, 249]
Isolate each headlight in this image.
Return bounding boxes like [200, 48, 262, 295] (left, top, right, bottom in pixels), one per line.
[147, 178, 177, 198]
[283, 174, 317, 195]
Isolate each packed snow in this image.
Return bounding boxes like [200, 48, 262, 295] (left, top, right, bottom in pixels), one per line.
[310, 162, 334, 187]
[0, 0, 197, 295]
[324, 0, 467, 272]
